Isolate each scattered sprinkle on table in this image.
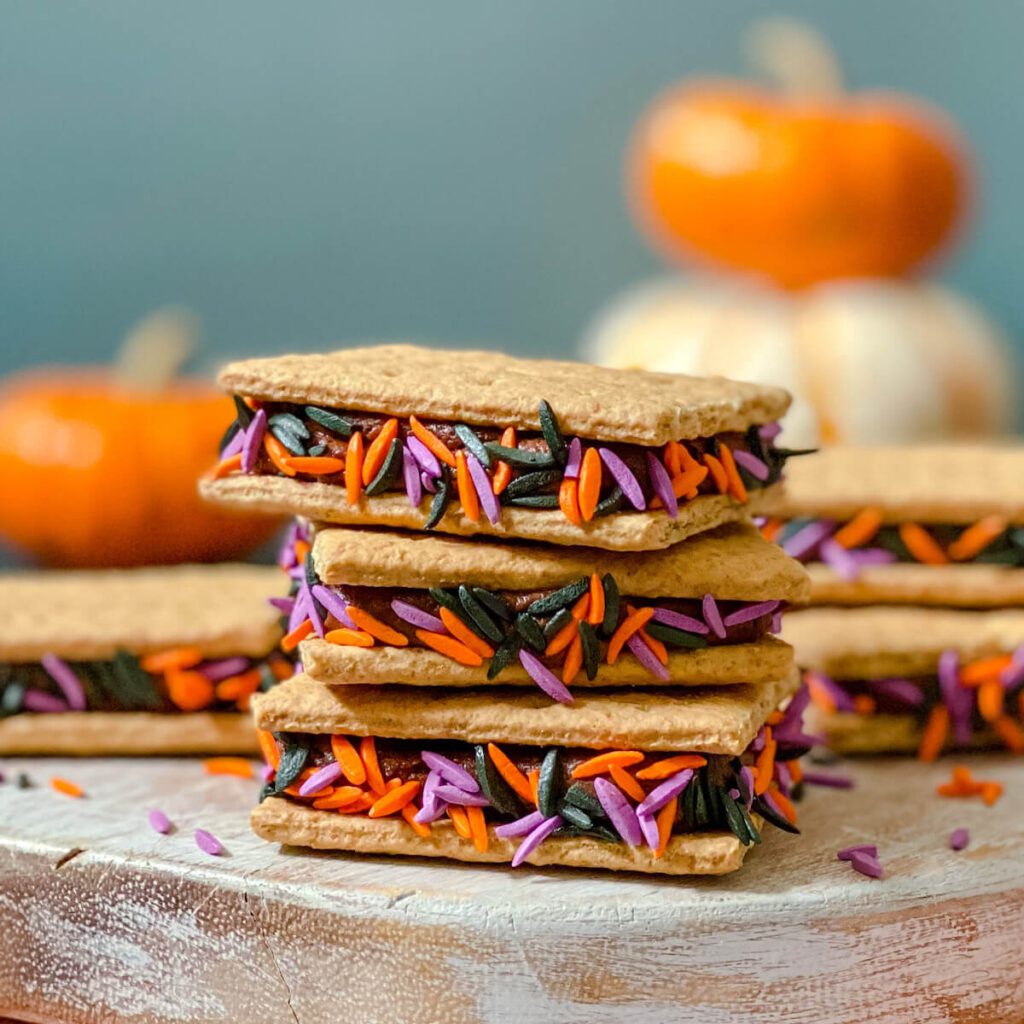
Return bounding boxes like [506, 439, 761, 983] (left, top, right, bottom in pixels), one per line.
[950, 828, 970, 851]
[148, 809, 172, 834]
[203, 757, 254, 779]
[936, 765, 1003, 806]
[17, 773, 31, 789]
[837, 843, 877, 862]
[837, 844, 883, 878]
[803, 771, 855, 789]
[194, 828, 223, 856]
[51, 777, 84, 799]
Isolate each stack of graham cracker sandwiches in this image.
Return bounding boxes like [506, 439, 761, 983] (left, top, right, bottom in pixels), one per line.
[758, 446, 1024, 758]
[202, 344, 815, 875]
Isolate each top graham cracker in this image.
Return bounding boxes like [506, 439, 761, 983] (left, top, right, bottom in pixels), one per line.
[0, 564, 286, 662]
[758, 445, 1024, 524]
[217, 344, 791, 446]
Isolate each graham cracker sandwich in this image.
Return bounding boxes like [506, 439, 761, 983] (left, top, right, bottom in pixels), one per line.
[784, 606, 1024, 758]
[276, 521, 807, 701]
[0, 564, 292, 755]
[250, 670, 808, 876]
[201, 344, 799, 551]
[759, 445, 1024, 607]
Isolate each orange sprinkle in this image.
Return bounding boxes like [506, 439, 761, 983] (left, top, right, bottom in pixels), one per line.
[960, 654, 1013, 687]
[635, 754, 707, 780]
[345, 430, 364, 505]
[577, 448, 602, 522]
[754, 728, 776, 796]
[805, 671, 838, 715]
[361, 418, 399, 484]
[606, 606, 654, 664]
[491, 427, 516, 495]
[639, 629, 669, 666]
[670, 464, 708, 500]
[51, 777, 84, 799]
[447, 804, 472, 840]
[331, 735, 367, 785]
[789, 759, 804, 784]
[368, 779, 421, 818]
[528, 769, 540, 806]
[918, 705, 949, 762]
[285, 780, 333, 800]
[438, 607, 494, 659]
[312, 786, 366, 810]
[294, 538, 311, 564]
[325, 628, 374, 649]
[978, 680, 1005, 722]
[360, 736, 386, 795]
[264, 433, 298, 477]
[214, 668, 262, 704]
[852, 694, 877, 715]
[766, 710, 784, 726]
[949, 515, 1009, 562]
[571, 750, 645, 779]
[203, 757, 253, 779]
[937, 764, 1003, 805]
[416, 627, 484, 667]
[609, 764, 646, 802]
[281, 455, 345, 476]
[586, 574, 605, 626]
[466, 804, 489, 853]
[654, 795, 677, 859]
[487, 743, 534, 803]
[663, 441, 682, 476]
[833, 507, 884, 549]
[770, 788, 798, 825]
[401, 802, 432, 837]
[718, 444, 747, 503]
[257, 729, 281, 771]
[759, 517, 784, 543]
[269, 655, 295, 681]
[702, 453, 728, 494]
[981, 781, 1004, 806]
[345, 606, 409, 647]
[338, 792, 377, 814]
[558, 477, 582, 525]
[570, 593, 591, 622]
[899, 523, 949, 565]
[140, 647, 203, 674]
[409, 415, 457, 468]
[210, 452, 242, 480]
[455, 449, 480, 522]
[993, 715, 1024, 754]
[562, 632, 583, 684]
[545, 617, 579, 657]
[242, 396, 259, 410]
[166, 670, 215, 712]
[281, 619, 315, 652]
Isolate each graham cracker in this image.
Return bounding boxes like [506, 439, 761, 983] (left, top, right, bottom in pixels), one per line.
[251, 669, 799, 755]
[218, 344, 790, 446]
[805, 708, 998, 756]
[251, 797, 752, 876]
[0, 564, 285, 662]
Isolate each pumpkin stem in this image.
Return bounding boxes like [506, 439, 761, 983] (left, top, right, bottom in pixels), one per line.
[113, 307, 200, 391]
[744, 17, 844, 98]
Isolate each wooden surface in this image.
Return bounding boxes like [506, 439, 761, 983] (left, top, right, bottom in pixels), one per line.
[1, 755, 1023, 1024]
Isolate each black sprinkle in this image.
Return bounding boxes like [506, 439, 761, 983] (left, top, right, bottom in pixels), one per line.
[487, 635, 521, 679]
[578, 621, 600, 680]
[273, 736, 309, 793]
[537, 748, 561, 818]
[538, 400, 568, 466]
[364, 437, 403, 496]
[483, 443, 556, 469]
[600, 574, 619, 638]
[471, 587, 513, 622]
[424, 467, 450, 529]
[505, 495, 560, 509]
[305, 406, 353, 437]
[454, 424, 492, 469]
[458, 586, 504, 643]
[503, 469, 563, 500]
[514, 613, 547, 652]
[474, 745, 523, 816]
[526, 577, 589, 617]
[645, 621, 707, 649]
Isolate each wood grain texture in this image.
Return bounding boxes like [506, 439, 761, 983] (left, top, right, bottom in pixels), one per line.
[1, 756, 1022, 1022]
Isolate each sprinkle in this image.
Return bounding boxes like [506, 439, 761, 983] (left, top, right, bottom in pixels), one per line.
[311, 585, 357, 629]
[645, 452, 678, 519]
[518, 649, 574, 703]
[194, 829, 223, 856]
[511, 814, 563, 866]
[391, 599, 444, 633]
[421, 751, 480, 794]
[718, 444, 748, 502]
[281, 619, 314, 653]
[198, 657, 251, 682]
[948, 515, 1008, 562]
[494, 810, 546, 839]
[369, 779, 422, 818]
[220, 426, 245, 459]
[148, 809, 172, 833]
[466, 452, 501, 524]
[598, 448, 645, 511]
[416, 628, 483, 666]
[345, 430, 364, 505]
[832, 508, 884, 549]
[346, 606, 410, 647]
[606, 606, 655, 664]
[702, 594, 726, 639]
[759, 422, 782, 441]
[301, 584, 325, 640]
[577, 448, 602, 522]
[406, 433, 443, 478]
[899, 523, 949, 565]
[487, 743, 535, 804]
[571, 750, 644, 779]
[950, 828, 970, 851]
[23, 690, 69, 713]
[299, 762, 344, 796]
[263, 432, 297, 476]
[490, 426, 516, 494]
[409, 415, 458, 468]
[594, 777, 642, 846]
[849, 852, 884, 879]
[802, 771, 855, 789]
[51, 777, 84, 798]
[438, 607, 494, 658]
[360, 737, 386, 795]
[609, 764, 646, 802]
[626, 632, 670, 681]
[241, 409, 267, 474]
[637, 809, 660, 851]
[636, 769, 694, 817]
[40, 654, 87, 711]
[564, 438, 583, 479]
[917, 705, 950, 762]
[782, 519, 834, 559]
[402, 448, 423, 507]
[819, 538, 861, 581]
[651, 607, 709, 635]
[204, 757, 254, 779]
[421, 470, 437, 493]
[732, 448, 770, 481]
[867, 678, 925, 708]
[288, 585, 312, 632]
[455, 450, 481, 522]
[938, 649, 973, 747]
[722, 600, 781, 628]
[324, 627, 374, 648]
[837, 843, 878, 861]
[433, 784, 489, 807]
[635, 754, 707, 780]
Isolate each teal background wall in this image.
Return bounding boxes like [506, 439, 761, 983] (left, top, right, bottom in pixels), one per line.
[2, 1, 1021, 371]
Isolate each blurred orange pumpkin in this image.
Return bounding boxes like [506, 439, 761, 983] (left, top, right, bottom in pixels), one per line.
[0, 311, 279, 567]
[628, 21, 970, 289]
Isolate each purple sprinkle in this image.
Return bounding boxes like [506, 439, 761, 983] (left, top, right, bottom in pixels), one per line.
[466, 452, 501, 525]
[850, 547, 898, 567]
[197, 657, 251, 682]
[402, 447, 423, 508]
[802, 771, 855, 790]
[391, 599, 445, 633]
[414, 771, 449, 823]
[598, 448, 646, 511]
[594, 778, 642, 846]
[407, 434, 442, 478]
[299, 761, 343, 796]
[268, 596, 295, 615]
[637, 810, 661, 851]
[950, 828, 970, 851]
[420, 471, 437, 494]
[626, 632, 670, 681]
[194, 829, 223, 857]
[421, 751, 480, 794]
[939, 648, 973, 746]
[867, 678, 925, 708]
[564, 438, 582, 480]
[220, 427, 245, 459]
[770, 610, 783, 634]
[651, 606, 709, 635]
[287, 565, 305, 580]
[808, 671, 857, 713]
[645, 451, 678, 519]
[260, 763, 275, 781]
[494, 810, 546, 839]
[1000, 645, 1024, 690]
[511, 814, 563, 867]
[518, 649, 574, 704]
[782, 519, 835, 560]
[819, 538, 861, 581]
[732, 448, 770, 481]
[433, 784, 490, 807]
[722, 600, 781, 628]
[739, 766, 755, 809]
[23, 690, 69, 713]
[312, 585, 357, 630]
[240, 408, 267, 474]
[837, 843, 878, 861]
[300, 583, 325, 639]
[148, 809, 171, 834]
[702, 593, 726, 639]
[636, 769, 694, 818]
[287, 586, 311, 632]
[759, 422, 782, 441]
[40, 653, 87, 711]
[849, 852, 884, 879]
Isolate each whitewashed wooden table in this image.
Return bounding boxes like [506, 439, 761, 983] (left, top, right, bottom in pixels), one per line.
[0, 754, 1021, 1024]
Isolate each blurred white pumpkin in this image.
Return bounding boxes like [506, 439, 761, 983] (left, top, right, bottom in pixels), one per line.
[585, 275, 1017, 448]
